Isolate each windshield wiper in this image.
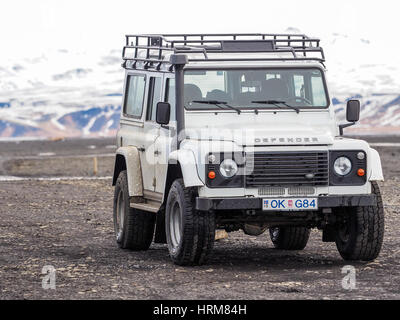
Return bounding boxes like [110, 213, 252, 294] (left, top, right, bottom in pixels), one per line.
[251, 100, 300, 114]
[191, 100, 241, 114]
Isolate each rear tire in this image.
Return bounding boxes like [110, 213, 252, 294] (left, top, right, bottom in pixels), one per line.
[113, 170, 155, 250]
[269, 226, 310, 250]
[335, 182, 384, 261]
[165, 179, 215, 266]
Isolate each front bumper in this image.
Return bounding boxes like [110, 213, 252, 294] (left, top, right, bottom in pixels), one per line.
[196, 194, 376, 211]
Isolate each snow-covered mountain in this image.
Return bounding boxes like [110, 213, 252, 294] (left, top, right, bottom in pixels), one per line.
[324, 32, 400, 134]
[0, 33, 399, 139]
[0, 49, 124, 138]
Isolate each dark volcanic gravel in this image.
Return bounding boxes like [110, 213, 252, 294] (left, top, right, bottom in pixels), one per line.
[0, 137, 399, 300]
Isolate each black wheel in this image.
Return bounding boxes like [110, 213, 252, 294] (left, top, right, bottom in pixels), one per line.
[335, 182, 384, 261]
[113, 170, 155, 250]
[165, 179, 215, 266]
[269, 226, 310, 250]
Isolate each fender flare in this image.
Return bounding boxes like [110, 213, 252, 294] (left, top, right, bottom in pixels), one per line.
[168, 149, 204, 187]
[113, 146, 144, 197]
[368, 148, 384, 181]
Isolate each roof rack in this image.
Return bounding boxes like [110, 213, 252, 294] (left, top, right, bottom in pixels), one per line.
[122, 33, 325, 70]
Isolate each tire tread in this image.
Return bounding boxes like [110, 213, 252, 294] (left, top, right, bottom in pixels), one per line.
[335, 181, 384, 261]
[166, 179, 215, 266]
[270, 226, 310, 250]
[114, 171, 155, 250]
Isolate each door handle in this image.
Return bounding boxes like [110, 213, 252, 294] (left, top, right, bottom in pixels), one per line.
[154, 150, 161, 156]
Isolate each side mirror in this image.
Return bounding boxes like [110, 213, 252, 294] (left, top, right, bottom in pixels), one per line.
[339, 99, 361, 135]
[346, 100, 360, 122]
[156, 102, 171, 125]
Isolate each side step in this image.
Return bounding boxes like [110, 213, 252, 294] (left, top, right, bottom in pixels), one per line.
[130, 199, 160, 213]
[130, 190, 162, 213]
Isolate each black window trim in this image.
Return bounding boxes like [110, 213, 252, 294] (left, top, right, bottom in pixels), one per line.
[165, 77, 172, 102]
[146, 75, 164, 122]
[146, 77, 156, 121]
[164, 76, 176, 121]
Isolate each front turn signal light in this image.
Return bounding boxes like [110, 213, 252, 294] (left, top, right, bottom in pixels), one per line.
[357, 168, 365, 177]
[208, 171, 216, 179]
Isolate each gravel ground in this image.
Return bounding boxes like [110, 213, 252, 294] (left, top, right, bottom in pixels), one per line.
[0, 137, 399, 300]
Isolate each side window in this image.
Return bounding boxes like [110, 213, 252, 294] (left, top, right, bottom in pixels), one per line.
[294, 75, 305, 98]
[146, 77, 162, 121]
[165, 78, 176, 120]
[124, 74, 146, 118]
[311, 76, 327, 106]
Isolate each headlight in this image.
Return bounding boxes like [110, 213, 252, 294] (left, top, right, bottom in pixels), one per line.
[334, 157, 352, 176]
[219, 159, 238, 178]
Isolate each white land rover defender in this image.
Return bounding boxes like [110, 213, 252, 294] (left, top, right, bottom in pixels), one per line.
[112, 34, 384, 265]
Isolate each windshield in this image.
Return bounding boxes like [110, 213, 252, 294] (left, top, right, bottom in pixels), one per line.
[184, 68, 329, 111]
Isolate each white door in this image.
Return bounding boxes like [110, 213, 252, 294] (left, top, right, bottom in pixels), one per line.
[142, 74, 163, 192]
[119, 71, 157, 192]
[155, 75, 176, 194]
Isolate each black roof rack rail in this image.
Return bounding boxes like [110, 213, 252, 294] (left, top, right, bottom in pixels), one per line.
[122, 33, 325, 70]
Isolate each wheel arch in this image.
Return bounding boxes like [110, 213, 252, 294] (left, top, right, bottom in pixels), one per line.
[112, 146, 143, 197]
[368, 148, 384, 181]
[154, 156, 204, 244]
[162, 150, 204, 203]
[112, 154, 126, 186]
[162, 162, 183, 204]
[154, 162, 184, 245]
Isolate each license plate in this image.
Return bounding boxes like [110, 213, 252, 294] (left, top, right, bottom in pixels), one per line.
[262, 198, 318, 211]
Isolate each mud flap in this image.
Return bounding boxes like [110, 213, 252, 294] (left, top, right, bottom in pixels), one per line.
[322, 225, 336, 242]
[154, 207, 167, 244]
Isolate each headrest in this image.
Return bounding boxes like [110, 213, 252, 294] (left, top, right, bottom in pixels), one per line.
[206, 89, 229, 102]
[184, 84, 202, 105]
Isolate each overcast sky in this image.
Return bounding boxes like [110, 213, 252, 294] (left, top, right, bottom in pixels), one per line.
[0, 0, 398, 58]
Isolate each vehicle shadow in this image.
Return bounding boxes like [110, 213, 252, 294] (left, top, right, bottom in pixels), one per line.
[208, 246, 351, 270]
[135, 241, 368, 271]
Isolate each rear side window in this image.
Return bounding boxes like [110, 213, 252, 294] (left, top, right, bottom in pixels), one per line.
[293, 75, 305, 98]
[146, 77, 162, 121]
[311, 75, 327, 106]
[165, 78, 176, 120]
[124, 74, 146, 118]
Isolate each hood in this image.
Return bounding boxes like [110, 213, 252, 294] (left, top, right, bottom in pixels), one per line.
[184, 110, 337, 146]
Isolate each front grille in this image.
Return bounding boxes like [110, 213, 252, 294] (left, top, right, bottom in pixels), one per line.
[245, 152, 329, 187]
[258, 187, 286, 196]
[288, 186, 316, 195]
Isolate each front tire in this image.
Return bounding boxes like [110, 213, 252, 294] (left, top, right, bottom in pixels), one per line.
[269, 226, 310, 250]
[335, 182, 384, 261]
[165, 179, 215, 266]
[113, 170, 155, 250]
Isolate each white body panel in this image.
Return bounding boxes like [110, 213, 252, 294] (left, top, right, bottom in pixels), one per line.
[368, 148, 384, 181]
[168, 148, 204, 187]
[185, 110, 338, 145]
[118, 117, 157, 192]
